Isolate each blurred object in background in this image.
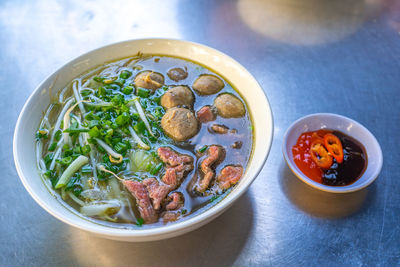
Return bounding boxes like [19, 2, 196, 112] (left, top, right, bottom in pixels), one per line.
[237, 0, 383, 46]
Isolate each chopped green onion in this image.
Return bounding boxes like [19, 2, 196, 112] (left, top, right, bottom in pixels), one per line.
[55, 155, 89, 189]
[137, 88, 150, 98]
[44, 153, 54, 166]
[63, 127, 90, 134]
[88, 126, 101, 138]
[133, 121, 146, 134]
[150, 162, 163, 175]
[133, 98, 154, 136]
[81, 164, 92, 174]
[114, 142, 128, 153]
[81, 144, 91, 155]
[80, 89, 92, 97]
[54, 130, 62, 141]
[120, 70, 132, 79]
[48, 142, 57, 152]
[136, 217, 144, 227]
[114, 78, 125, 87]
[89, 120, 100, 128]
[93, 76, 105, 83]
[97, 86, 106, 96]
[115, 112, 130, 126]
[36, 129, 48, 140]
[198, 145, 208, 153]
[60, 156, 73, 166]
[122, 85, 134, 95]
[131, 113, 140, 121]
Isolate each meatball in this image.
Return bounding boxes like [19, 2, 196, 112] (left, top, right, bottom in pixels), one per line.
[192, 74, 224, 95]
[167, 67, 188, 82]
[161, 107, 199, 141]
[161, 86, 194, 109]
[134, 71, 164, 91]
[214, 93, 245, 118]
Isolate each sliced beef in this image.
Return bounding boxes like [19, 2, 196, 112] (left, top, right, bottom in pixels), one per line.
[158, 147, 193, 167]
[123, 180, 158, 224]
[162, 211, 180, 223]
[197, 105, 216, 123]
[217, 165, 244, 190]
[143, 178, 171, 210]
[166, 192, 184, 210]
[158, 147, 194, 188]
[196, 145, 225, 193]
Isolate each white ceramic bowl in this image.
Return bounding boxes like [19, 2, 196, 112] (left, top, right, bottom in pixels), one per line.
[282, 113, 382, 193]
[13, 39, 273, 241]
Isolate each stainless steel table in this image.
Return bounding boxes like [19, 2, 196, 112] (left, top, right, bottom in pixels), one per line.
[2, 0, 399, 266]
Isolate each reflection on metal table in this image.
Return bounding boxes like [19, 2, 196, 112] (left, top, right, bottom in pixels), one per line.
[1, 0, 399, 266]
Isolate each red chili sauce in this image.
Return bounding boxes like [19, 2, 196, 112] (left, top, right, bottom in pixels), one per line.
[292, 129, 367, 186]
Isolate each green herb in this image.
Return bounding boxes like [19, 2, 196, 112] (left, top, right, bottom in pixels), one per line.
[44, 170, 58, 188]
[80, 89, 92, 97]
[48, 142, 57, 152]
[63, 127, 90, 134]
[131, 113, 140, 121]
[98, 86, 106, 97]
[54, 130, 62, 141]
[136, 217, 144, 227]
[81, 144, 91, 155]
[93, 76, 105, 83]
[209, 195, 220, 203]
[115, 112, 130, 126]
[36, 129, 48, 140]
[81, 164, 92, 174]
[181, 209, 187, 215]
[133, 121, 146, 134]
[65, 174, 83, 197]
[60, 156, 73, 166]
[137, 88, 150, 98]
[198, 145, 208, 153]
[44, 153, 54, 166]
[119, 70, 132, 79]
[89, 120, 100, 128]
[114, 78, 125, 87]
[122, 85, 134, 95]
[149, 162, 163, 175]
[114, 142, 128, 153]
[88, 126, 101, 138]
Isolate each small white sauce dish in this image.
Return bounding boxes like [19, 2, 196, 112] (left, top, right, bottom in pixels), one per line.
[282, 113, 383, 193]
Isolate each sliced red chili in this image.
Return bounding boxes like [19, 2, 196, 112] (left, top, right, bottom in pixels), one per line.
[310, 139, 333, 169]
[324, 133, 344, 163]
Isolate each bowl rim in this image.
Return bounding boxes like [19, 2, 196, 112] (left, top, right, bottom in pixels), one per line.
[282, 112, 383, 193]
[13, 38, 274, 239]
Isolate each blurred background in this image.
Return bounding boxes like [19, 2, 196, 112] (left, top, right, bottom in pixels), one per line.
[1, 0, 399, 266]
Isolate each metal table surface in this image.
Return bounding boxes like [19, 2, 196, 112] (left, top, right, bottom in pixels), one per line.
[2, 0, 399, 266]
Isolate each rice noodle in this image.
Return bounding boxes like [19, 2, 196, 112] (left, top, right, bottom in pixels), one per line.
[94, 138, 123, 163]
[36, 141, 45, 171]
[49, 146, 62, 171]
[68, 191, 85, 206]
[127, 126, 150, 150]
[72, 80, 86, 114]
[132, 99, 154, 136]
[49, 98, 74, 146]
